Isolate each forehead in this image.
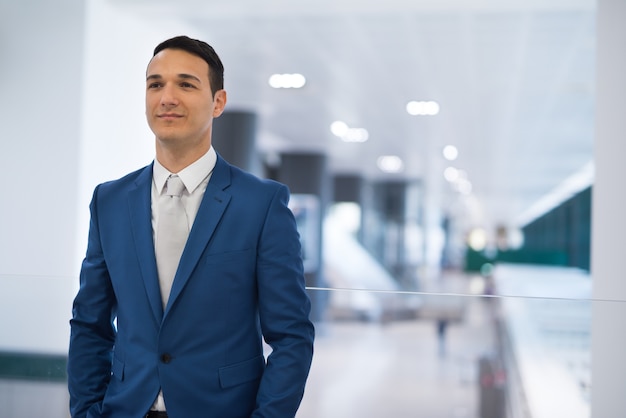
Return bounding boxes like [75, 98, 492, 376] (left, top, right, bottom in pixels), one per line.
[147, 48, 210, 80]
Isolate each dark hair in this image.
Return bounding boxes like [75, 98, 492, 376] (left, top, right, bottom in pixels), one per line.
[153, 35, 224, 96]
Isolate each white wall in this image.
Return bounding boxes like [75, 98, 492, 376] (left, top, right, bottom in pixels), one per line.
[591, 0, 626, 415]
[0, 0, 196, 353]
[0, 0, 85, 279]
[0, 0, 86, 353]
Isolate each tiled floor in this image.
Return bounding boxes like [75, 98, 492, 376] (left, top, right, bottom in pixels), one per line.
[297, 293, 496, 418]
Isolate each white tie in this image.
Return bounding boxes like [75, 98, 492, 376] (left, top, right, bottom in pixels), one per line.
[156, 175, 188, 308]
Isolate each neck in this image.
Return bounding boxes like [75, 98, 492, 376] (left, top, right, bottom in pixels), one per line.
[155, 142, 210, 173]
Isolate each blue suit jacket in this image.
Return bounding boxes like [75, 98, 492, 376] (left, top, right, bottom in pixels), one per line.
[68, 155, 315, 418]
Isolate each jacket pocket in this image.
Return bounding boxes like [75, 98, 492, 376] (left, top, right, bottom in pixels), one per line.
[218, 354, 265, 389]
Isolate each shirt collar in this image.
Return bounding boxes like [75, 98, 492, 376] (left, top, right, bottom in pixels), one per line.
[153, 147, 217, 195]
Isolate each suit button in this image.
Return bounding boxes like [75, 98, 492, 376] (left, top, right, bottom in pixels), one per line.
[161, 353, 172, 364]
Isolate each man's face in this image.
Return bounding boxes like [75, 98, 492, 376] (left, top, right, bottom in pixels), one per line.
[145, 48, 226, 150]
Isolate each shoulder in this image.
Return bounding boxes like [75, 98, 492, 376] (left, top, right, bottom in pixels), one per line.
[218, 156, 288, 196]
[93, 164, 152, 198]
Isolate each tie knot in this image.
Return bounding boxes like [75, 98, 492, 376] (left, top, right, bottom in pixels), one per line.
[165, 175, 185, 197]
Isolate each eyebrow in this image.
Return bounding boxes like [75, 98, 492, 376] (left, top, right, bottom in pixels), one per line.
[146, 73, 202, 83]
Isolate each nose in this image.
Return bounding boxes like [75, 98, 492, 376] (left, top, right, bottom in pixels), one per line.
[159, 85, 179, 108]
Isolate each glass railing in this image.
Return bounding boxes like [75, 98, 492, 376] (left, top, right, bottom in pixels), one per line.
[299, 288, 594, 418]
[0, 266, 611, 417]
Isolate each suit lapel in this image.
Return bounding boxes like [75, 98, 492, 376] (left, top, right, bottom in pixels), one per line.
[164, 156, 232, 316]
[127, 164, 164, 323]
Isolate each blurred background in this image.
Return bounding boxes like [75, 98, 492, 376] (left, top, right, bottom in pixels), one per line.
[1, 0, 625, 417]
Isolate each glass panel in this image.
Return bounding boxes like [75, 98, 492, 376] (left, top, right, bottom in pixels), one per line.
[300, 287, 598, 418]
[301, 290, 495, 418]
[2, 274, 620, 417]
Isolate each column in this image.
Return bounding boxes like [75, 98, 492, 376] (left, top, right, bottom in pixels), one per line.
[212, 110, 260, 175]
[272, 152, 329, 321]
[362, 180, 420, 289]
[333, 174, 365, 241]
[591, 0, 626, 416]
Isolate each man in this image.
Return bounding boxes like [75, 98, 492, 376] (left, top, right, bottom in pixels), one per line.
[68, 35, 315, 418]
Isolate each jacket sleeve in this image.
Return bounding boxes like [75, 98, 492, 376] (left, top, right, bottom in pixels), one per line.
[67, 185, 118, 418]
[253, 184, 315, 417]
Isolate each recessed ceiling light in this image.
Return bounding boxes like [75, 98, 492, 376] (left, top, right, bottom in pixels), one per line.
[330, 121, 349, 137]
[377, 155, 404, 173]
[406, 100, 440, 116]
[443, 145, 458, 161]
[268, 73, 306, 89]
[330, 121, 369, 143]
[444, 167, 459, 182]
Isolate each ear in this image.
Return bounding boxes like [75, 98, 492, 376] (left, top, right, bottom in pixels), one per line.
[212, 90, 227, 117]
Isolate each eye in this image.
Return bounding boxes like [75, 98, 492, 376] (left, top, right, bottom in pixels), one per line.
[180, 82, 196, 89]
[147, 82, 162, 89]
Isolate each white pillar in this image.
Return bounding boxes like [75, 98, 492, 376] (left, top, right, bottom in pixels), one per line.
[0, 0, 87, 354]
[0, 0, 86, 278]
[591, 0, 626, 416]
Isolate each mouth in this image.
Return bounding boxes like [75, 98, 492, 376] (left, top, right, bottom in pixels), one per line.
[157, 113, 183, 120]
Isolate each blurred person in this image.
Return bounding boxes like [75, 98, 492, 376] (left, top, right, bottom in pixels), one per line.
[67, 35, 314, 418]
[436, 318, 449, 357]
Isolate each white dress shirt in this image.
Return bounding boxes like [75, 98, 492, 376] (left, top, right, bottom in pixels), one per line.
[150, 146, 217, 411]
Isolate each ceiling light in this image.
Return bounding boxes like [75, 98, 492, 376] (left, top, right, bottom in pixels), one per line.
[330, 121, 369, 143]
[377, 155, 404, 173]
[443, 145, 458, 161]
[268, 73, 306, 89]
[444, 167, 472, 194]
[444, 167, 459, 182]
[330, 121, 349, 137]
[343, 128, 369, 143]
[406, 100, 440, 116]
